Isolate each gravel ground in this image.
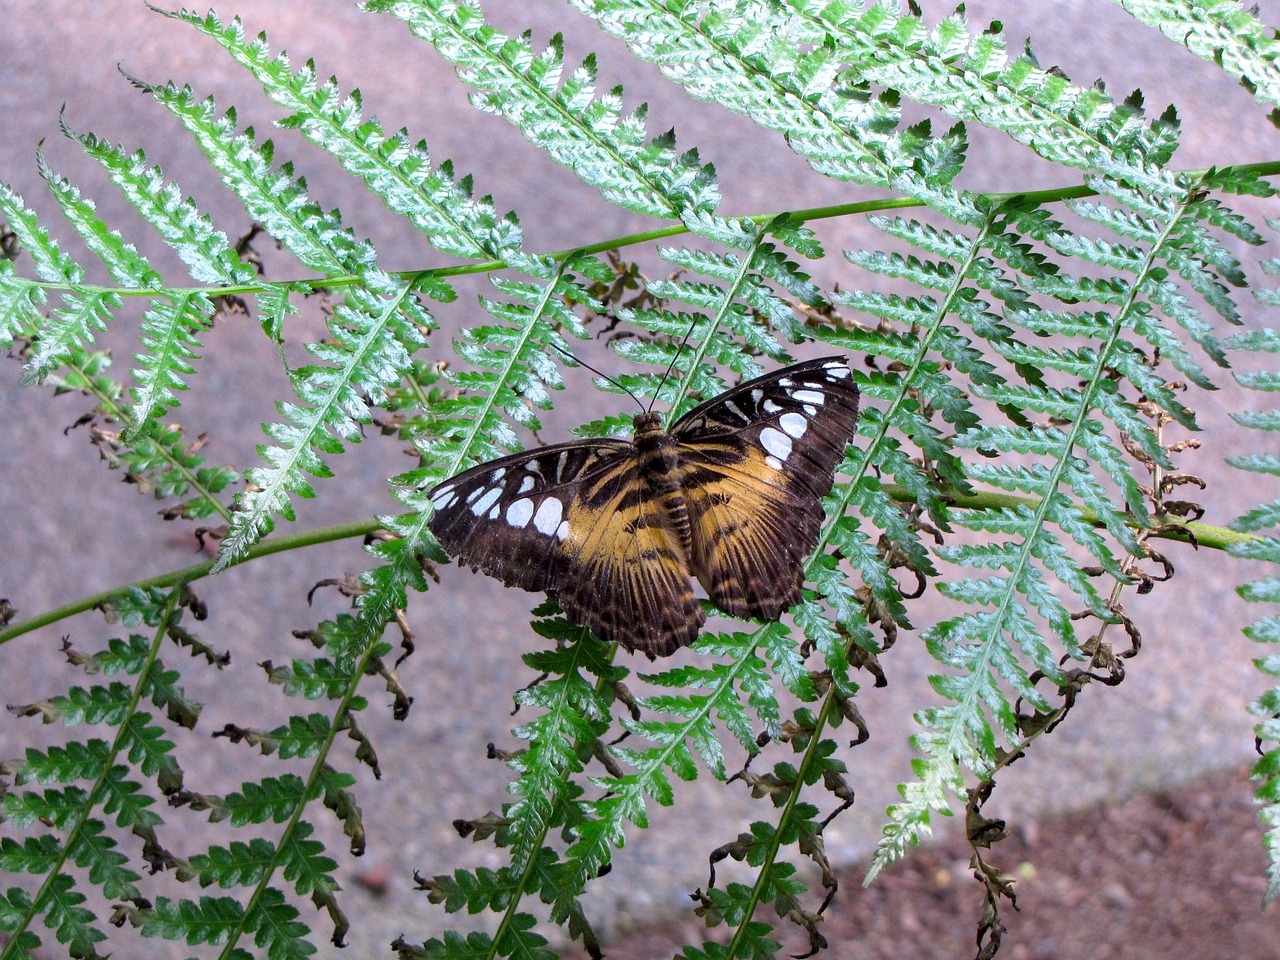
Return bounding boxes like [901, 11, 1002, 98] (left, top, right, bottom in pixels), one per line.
[579, 768, 1276, 960]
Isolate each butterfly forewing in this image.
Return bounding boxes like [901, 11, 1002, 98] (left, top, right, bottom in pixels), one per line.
[427, 437, 704, 656]
[426, 355, 860, 657]
[673, 357, 861, 619]
[427, 440, 632, 594]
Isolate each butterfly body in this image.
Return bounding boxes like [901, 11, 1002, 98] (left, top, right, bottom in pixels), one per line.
[428, 357, 860, 657]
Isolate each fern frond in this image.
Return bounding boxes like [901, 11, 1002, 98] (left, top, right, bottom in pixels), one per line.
[5, 2, 1280, 956]
[66, 126, 259, 287]
[1226, 274, 1280, 902]
[414, 619, 615, 956]
[824, 4, 1180, 171]
[366, 0, 757, 244]
[55, 122, 271, 436]
[125, 610, 393, 956]
[1117, 0, 1280, 114]
[0, 187, 238, 521]
[170, 8, 523, 263]
[605, 231, 802, 420]
[573, 0, 988, 225]
[137, 73, 440, 565]
[560, 627, 790, 914]
[129, 292, 213, 431]
[401, 252, 603, 503]
[0, 589, 189, 959]
[129, 894, 245, 947]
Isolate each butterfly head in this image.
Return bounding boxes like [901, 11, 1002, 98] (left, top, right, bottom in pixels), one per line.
[632, 411, 664, 437]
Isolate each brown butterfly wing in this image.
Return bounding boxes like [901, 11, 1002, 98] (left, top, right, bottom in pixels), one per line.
[427, 439, 703, 656]
[427, 440, 632, 594]
[428, 356, 859, 656]
[555, 468, 704, 657]
[673, 357, 861, 620]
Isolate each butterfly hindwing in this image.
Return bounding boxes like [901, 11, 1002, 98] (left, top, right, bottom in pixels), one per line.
[680, 443, 821, 619]
[674, 357, 861, 619]
[427, 438, 703, 656]
[555, 469, 705, 657]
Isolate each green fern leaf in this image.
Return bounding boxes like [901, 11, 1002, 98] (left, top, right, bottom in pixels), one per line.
[0, 835, 61, 874]
[280, 822, 339, 898]
[367, 0, 751, 243]
[68, 817, 139, 901]
[1228, 263, 1280, 901]
[1117, 0, 1280, 112]
[4, 741, 108, 788]
[1, 787, 90, 833]
[180, 839, 276, 888]
[0, 889, 41, 955]
[211, 775, 308, 827]
[244, 886, 316, 960]
[136, 894, 246, 946]
[170, 8, 523, 262]
[40, 873, 107, 960]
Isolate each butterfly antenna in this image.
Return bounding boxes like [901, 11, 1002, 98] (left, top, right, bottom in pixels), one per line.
[648, 315, 702, 414]
[548, 339, 646, 412]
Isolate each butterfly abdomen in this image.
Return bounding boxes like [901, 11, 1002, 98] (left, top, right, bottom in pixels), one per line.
[632, 412, 693, 559]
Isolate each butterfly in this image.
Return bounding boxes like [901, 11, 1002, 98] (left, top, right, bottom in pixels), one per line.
[426, 357, 861, 657]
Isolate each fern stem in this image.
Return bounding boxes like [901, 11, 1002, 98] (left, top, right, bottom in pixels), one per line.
[1, 483, 1246, 650]
[319, 159, 1280, 281]
[722, 658, 845, 960]
[14, 162, 1275, 302]
[878, 482, 1252, 551]
[488, 823, 551, 960]
[0, 588, 182, 960]
[0, 518, 382, 646]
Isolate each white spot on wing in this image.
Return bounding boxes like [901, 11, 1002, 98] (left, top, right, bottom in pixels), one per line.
[506, 498, 534, 528]
[765, 455, 783, 471]
[519, 475, 536, 493]
[760, 427, 792, 462]
[488, 505, 501, 519]
[751, 389, 764, 403]
[491, 468, 507, 483]
[533, 497, 564, 536]
[792, 389, 824, 404]
[780, 412, 808, 439]
[555, 519, 570, 541]
[431, 488, 457, 510]
[762, 399, 781, 414]
[723, 400, 748, 422]
[777, 378, 794, 388]
[823, 362, 851, 378]
[804, 405, 817, 416]
[470, 487, 503, 517]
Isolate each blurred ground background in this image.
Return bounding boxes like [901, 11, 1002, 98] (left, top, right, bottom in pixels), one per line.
[0, 1, 1276, 956]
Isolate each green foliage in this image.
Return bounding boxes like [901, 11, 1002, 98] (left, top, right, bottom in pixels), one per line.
[1, 2, 1279, 958]
[1226, 308, 1280, 904]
